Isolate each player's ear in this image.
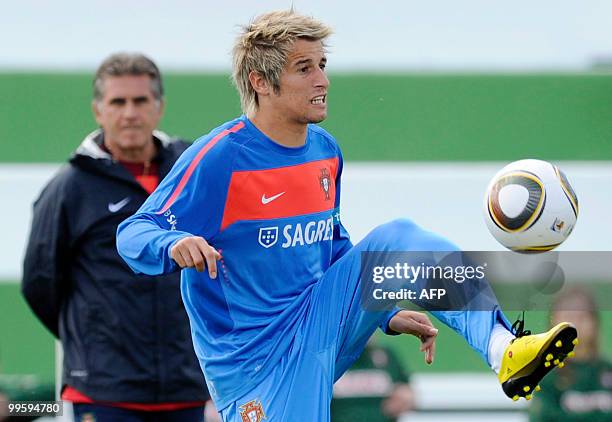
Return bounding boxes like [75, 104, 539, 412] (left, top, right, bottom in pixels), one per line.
[156, 98, 165, 117]
[248, 71, 270, 97]
[92, 100, 103, 126]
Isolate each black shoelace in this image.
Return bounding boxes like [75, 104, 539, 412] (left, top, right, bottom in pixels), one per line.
[511, 311, 532, 338]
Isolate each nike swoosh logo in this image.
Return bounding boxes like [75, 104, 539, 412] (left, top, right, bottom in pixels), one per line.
[108, 197, 131, 213]
[261, 192, 285, 205]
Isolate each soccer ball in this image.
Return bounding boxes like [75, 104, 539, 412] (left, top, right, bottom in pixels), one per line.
[483, 159, 579, 252]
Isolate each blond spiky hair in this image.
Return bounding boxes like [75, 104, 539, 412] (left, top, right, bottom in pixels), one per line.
[232, 10, 332, 116]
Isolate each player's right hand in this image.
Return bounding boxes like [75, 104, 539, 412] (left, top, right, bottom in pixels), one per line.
[388, 310, 438, 364]
[170, 236, 221, 279]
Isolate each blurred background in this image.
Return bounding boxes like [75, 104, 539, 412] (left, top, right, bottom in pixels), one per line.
[1, 1, 610, 421]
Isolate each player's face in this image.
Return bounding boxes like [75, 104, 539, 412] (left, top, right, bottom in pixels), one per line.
[272, 39, 329, 124]
[553, 309, 598, 352]
[93, 74, 163, 156]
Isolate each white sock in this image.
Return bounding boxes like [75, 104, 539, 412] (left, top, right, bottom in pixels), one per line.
[488, 322, 515, 374]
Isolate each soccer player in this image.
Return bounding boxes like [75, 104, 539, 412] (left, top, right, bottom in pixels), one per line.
[116, 11, 578, 421]
[332, 339, 414, 422]
[22, 53, 210, 421]
[530, 287, 611, 422]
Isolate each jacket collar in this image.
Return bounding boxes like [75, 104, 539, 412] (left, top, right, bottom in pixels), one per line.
[70, 129, 180, 189]
[75, 129, 174, 160]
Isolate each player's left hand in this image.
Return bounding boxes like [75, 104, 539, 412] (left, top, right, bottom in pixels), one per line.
[388, 310, 437, 364]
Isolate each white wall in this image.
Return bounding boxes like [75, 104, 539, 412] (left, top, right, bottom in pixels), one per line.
[1, 162, 610, 280]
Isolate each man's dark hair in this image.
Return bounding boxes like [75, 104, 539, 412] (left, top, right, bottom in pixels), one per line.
[551, 286, 599, 325]
[93, 53, 163, 101]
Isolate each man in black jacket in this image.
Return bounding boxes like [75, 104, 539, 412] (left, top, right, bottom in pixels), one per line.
[22, 53, 212, 422]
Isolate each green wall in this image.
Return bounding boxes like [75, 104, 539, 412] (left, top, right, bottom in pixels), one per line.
[0, 284, 55, 381]
[2, 282, 611, 384]
[2, 72, 612, 162]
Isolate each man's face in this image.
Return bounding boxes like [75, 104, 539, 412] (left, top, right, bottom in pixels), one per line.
[269, 39, 329, 124]
[93, 74, 163, 154]
[553, 308, 598, 349]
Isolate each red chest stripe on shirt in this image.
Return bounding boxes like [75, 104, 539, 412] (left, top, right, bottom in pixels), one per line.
[157, 121, 245, 215]
[221, 157, 339, 230]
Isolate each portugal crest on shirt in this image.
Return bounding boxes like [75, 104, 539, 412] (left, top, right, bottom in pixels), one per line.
[239, 399, 267, 422]
[258, 227, 278, 248]
[319, 168, 331, 200]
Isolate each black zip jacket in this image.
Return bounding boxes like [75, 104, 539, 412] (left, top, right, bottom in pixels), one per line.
[22, 130, 208, 403]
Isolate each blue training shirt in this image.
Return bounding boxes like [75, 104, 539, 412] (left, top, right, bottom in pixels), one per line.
[117, 115, 353, 408]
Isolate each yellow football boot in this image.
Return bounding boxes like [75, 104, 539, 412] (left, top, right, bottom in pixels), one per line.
[499, 319, 578, 400]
